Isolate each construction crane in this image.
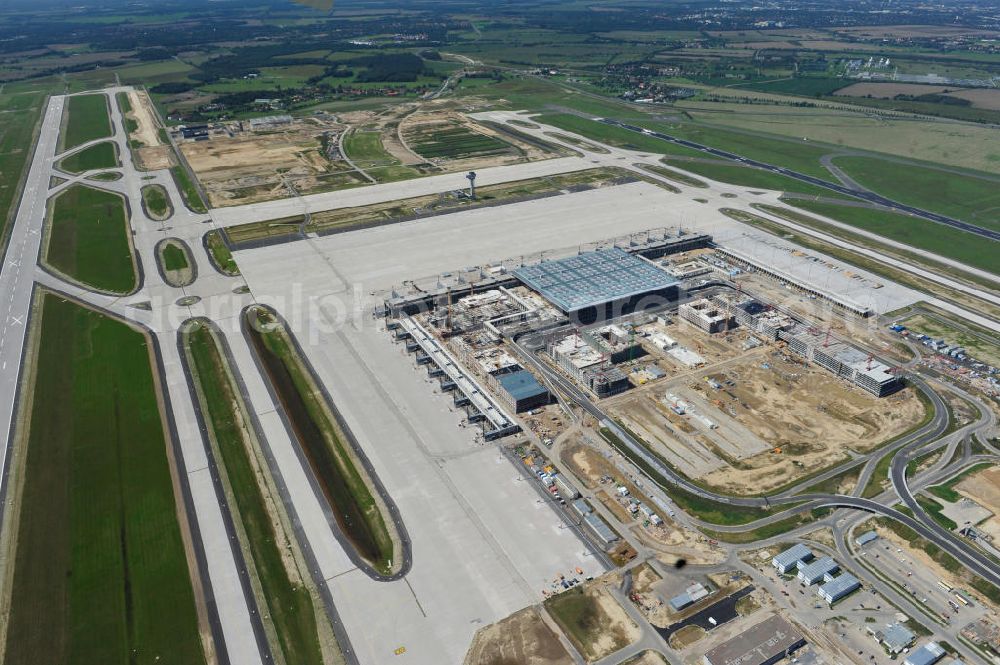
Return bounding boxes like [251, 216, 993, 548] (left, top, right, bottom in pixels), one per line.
[823, 327, 832, 348]
[866, 352, 875, 371]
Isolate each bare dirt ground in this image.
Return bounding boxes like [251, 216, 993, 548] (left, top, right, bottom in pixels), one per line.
[179, 119, 355, 206]
[957, 467, 1000, 540]
[622, 651, 669, 665]
[689, 350, 921, 494]
[464, 606, 574, 665]
[126, 90, 176, 170]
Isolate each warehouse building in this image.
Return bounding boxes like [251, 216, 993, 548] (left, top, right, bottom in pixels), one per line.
[497, 369, 550, 412]
[797, 556, 839, 586]
[512, 247, 680, 324]
[772, 544, 813, 574]
[855, 530, 879, 547]
[868, 623, 915, 655]
[703, 615, 806, 665]
[583, 512, 618, 545]
[670, 582, 709, 611]
[818, 573, 860, 604]
[904, 642, 946, 665]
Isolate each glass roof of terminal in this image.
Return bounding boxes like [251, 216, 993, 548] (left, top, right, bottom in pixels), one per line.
[512, 248, 679, 312]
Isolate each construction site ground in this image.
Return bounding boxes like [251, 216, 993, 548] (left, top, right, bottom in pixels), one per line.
[179, 117, 362, 207]
[126, 89, 174, 170]
[463, 606, 573, 665]
[559, 439, 725, 564]
[544, 577, 641, 662]
[957, 467, 1000, 541]
[607, 328, 925, 495]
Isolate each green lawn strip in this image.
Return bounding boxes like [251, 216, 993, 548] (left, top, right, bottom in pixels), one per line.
[162, 242, 189, 271]
[366, 165, 421, 183]
[142, 184, 171, 219]
[928, 462, 993, 503]
[205, 231, 239, 275]
[57, 141, 119, 174]
[701, 509, 830, 544]
[875, 514, 962, 574]
[342, 130, 400, 168]
[184, 322, 325, 665]
[534, 113, 709, 158]
[640, 162, 707, 188]
[45, 184, 137, 293]
[666, 159, 855, 200]
[246, 308, 396, 575]
[170, 166, 208, 213]
[832, 156, 1000, 231]
[862, 449, 896, 499]
[61, 94, 112, 150]
[116, 91, 133, 114]
[784, 199, 1000, 276]
[3, 294, 206, 665]
[633, 118, 835, 180]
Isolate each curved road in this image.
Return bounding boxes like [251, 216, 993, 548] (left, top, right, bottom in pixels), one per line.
[511, 334, 1000, 591]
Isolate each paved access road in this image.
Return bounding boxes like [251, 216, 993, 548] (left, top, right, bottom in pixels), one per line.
[512, 333, 1000, 592]
[599, 119, 1000, 243]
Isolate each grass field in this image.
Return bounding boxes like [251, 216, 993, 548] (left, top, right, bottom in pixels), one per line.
[61, 93, 112, 151]
[832, 157, 1000, 231]
[45, 184, 137, 293]
[640, 163, 708, 188]
[0, 89, 47, 250]
[56, 141, 118, 174]
[342, 130, 420, 182]
[3, 294, 206, 665]
[407, 123, 511, 159]
[786, 199, 1000, 275]
[170, 166, 208, 213]
[162, 242, 189, 271]
[342, 130, 397, 168]
[204, 230, 239, 275]
[667, 159, 851, 198]
[245, 307, 396, 574]
[142, 184, 171, 219]
[183, 321, 325, 665]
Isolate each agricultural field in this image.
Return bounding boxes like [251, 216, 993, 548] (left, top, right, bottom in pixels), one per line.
[56, 141, 119, 174]
[44, 184, 137, 293]
[60, 93, 112, 151]
[3, 293, 206, 665]
[182, 320, 328, 665]
[675, 102, 1000, 173]
[404, 120, 512, 160]
[830, 156, 1000, 231]
[786, 199, 1000, 275]
[244, 307, 398, 575]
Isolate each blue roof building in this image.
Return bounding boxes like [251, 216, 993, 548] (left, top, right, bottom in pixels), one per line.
[904, 642, 946, 665]
[772, 544, 813, 573]
[497, 370, 550, 412]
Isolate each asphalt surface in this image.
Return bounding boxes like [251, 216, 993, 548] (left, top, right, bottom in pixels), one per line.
[599, 119, 1000, 242]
